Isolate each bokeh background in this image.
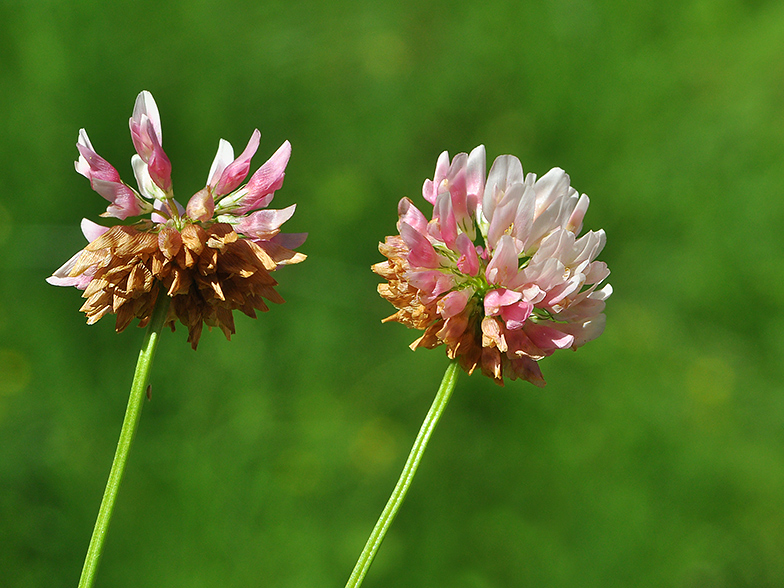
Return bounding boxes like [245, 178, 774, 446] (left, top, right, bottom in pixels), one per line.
[2, 0, 784, 586]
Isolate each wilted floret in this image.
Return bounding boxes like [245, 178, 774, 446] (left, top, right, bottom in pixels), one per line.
[373, 146, 611, 385]
[49, 91, 306, 348]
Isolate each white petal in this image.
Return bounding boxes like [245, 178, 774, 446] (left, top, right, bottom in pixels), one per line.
[207, 139, 235, 187]
[132, 154, 165, 201]
[483, 155, 523, 222]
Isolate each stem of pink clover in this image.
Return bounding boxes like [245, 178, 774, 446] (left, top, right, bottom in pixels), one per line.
[77, 290, 171, 588]
[344, 359, 460, 588]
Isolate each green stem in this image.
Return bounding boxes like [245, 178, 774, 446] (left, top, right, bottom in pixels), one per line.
[77, 292, 171, 588]
[345, 360, 460, 588]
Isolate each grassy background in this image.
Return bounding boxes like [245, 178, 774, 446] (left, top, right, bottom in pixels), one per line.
[2, 0, 784, 586]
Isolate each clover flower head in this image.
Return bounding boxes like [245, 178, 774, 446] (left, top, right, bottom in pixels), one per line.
[49, 91, 306, 348]
[373, 145, 611, 385]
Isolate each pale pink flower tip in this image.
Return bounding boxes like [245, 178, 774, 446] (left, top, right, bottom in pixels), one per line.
[373, 146, 611, 386]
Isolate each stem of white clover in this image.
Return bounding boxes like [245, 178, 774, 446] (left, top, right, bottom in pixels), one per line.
[77, 289, 171, 588]
[344, 360, 460, 588]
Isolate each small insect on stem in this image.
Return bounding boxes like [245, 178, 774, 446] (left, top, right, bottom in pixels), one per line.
[146, 385, 152, 401]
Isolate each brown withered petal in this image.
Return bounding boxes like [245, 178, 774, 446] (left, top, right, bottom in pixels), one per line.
[70, 223, 298, 349]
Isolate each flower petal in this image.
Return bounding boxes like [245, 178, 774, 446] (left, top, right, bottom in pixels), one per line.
[566, 193, 589, 233]
[129, 92, 171, 193]
[483, 154, 523, 222]
[465, 145, 486, 204]
[75, 129, 121, 184]
[430, 191, 458, 247]
[271, 231, 308, 249]
[487, 182, 524, 249]
[422, 150, 451, 204]
[400, 222, 439, 268]
[524, 322, 574, 351]
[144, 119, 172, 193]
[46, 250, 86, 287]
[454, 233, 480, 276]
[81, 218, 109, 242]
[186, 186, 215, 222]
[438, 288, 473, 318]
[235, 204, 297, 239]
[485, 235, 520, 286]
[235, 140, 291, 214]
[405, 269, 455, 301]
[397, 198, 428, 235]
[500, 300, 534, 330]
[213, 129, 261, 197]
[131, 155, 166, 201]
[206, 139, 235, 188]
[130, 91, 162, 145]
[484, 288, 523, 316]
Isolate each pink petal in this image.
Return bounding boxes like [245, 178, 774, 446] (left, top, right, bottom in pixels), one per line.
[75, 129, 121, 184]
[422, 178, 437, 204]
[445, 153, 468, 205]
[400, 222, 439, 268]
[557, 297, 607, 322]
[484, 288, 523, 315]
[128, 92, 171, 193]
[583, 260, 610, 285]
[144, 119, 172, 193]
[523, 256, 566, 292]
[81, 218, 109, 242]
[213, 129, 261, 197]
[454, 233, 480, 276]
[235, 204, 296, 238]
[90, 179, 144, 219]
[422, 151, 451, 204]
[74, 130, 146, 219]
[437, 288, 473, 318]
[131, 155, 163, 201]
[485, 235, 520, 286]
[573, 230, 606, 266]
[405, 269, 455, 301]
[524, 322, 574, 351]
[397, 198, 428, 235]
[236, 140, 291, 214]
[543, 273, 584, 308]
[430, 192, 458, 247]
[131, 91, 162, 144]
[500, 300, 534, 330]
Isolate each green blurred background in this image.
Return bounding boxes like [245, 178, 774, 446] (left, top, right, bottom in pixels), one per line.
[2, 0, 784, 586]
